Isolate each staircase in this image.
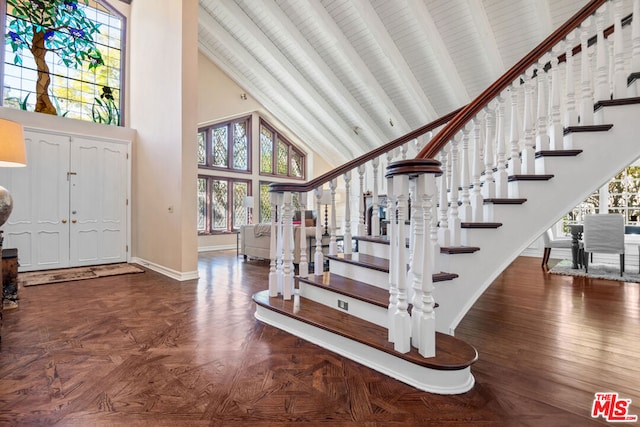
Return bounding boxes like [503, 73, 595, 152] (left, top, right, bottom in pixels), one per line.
[253, 0, 640, 394]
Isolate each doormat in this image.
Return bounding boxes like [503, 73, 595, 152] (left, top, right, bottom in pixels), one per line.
[548, 259, 640, 283]
[20, 263, 145, 287]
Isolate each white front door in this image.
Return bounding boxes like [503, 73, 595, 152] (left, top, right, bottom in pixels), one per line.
[69, 138, 128, 266]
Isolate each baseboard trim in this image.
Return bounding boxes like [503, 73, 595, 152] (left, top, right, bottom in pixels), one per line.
[130, 257, 199, 281]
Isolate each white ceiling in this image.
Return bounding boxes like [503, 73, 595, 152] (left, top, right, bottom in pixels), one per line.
[198, 0, 590, 163]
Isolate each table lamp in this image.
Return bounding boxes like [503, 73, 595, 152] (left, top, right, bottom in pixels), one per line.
[243, 195, 254, 224]
[0, 119, 27, 227]
[319, 191, 332, 236]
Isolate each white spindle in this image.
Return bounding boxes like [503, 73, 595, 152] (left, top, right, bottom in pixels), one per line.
[483, 105, 496, 199]
[420, 172, 437, 358]
[459, 125, 472, 222]
[471, 116, 484, 222]
[495, 95, 508, 197]
[630, 0, 640, 96]
[410, 173, 425, 350]
[282, 192, 294, 300]
[357, 165, 366, 236]
[595, 7, 610, 101]
[535, 61, 550, 152]
[564, 31, 580, 127]
[298, 193, 308, 278]
[269, 192, 278, 296]
[448, 133, 461, 246]
[437, 147, 450, 247]
[314, 188, 324, 276]
[508, 83, 522, 176]
[329, 179, 338, 255]
[522, 68, 536, 173]
[612, 0, 627, 99]
[579, 18, 594, 125]
[387, 173, 397, 342]
[372, 157, 380, 237]
[393, 173, 411, 353]
[548, 52, 564, 150]
[343, 171, 352, 255]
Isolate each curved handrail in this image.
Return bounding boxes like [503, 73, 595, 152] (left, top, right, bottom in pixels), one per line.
[417, 0, 607, 159]
[269, 106, 463, 193]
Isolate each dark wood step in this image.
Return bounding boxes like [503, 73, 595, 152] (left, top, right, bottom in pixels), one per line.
[594, 96, 640, 111]
[535, 149, 583, 158]
[563, 124, 613, 134]
[461, 222, 502, 229]
[327, 253, 458, 283]
[440, 246, 481, 254]
[483, 198, 527, 204]
[253, 290, 477, 371]
[508, 174, 554, 182]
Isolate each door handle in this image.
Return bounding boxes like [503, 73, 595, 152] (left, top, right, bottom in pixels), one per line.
[62, 219, 67, 224]
[72, 219, 77, 224]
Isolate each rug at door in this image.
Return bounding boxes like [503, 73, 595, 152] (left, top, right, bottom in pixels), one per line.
[20, 263, 145, 287]
[549, 259, 640, 283]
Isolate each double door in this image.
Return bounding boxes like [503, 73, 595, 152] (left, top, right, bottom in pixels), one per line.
[0, 130, 129, 272]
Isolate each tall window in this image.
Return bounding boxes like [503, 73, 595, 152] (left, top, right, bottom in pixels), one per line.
[198, 176, 250, 234]
[198, 116, 251, 172]
[3, 0, 124, 125]
[258, 181, 300, 224]
[259, 119, 305, 179]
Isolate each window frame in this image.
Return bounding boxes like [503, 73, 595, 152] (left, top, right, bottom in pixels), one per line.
[198, 115, 252, 174]
[198, 175, 252, 235]
[259, 119, 305, 180]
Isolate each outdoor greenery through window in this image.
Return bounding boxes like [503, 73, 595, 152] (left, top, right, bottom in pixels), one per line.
[260, 119, 305, 179]
[198, 175, 251, 234]
[3, 0, 123, 125]
[198, 116, 250, 172]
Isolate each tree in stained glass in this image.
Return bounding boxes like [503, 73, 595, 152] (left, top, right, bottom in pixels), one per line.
[211, 179, 228, 230]
[233, 122, 248, 170]
[259, 182, 271, 223]
[197, 132, 206, 165]
[212, 127, 228, 167]
[197, 178, 207, 231]
[233, 181, 248, 228]
[260, 125, 273, 173]
[277, 139, 288, 175]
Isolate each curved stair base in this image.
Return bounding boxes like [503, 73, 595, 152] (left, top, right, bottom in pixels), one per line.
[254, 301, 475, 395]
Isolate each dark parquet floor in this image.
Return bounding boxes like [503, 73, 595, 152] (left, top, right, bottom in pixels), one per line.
[1, 252, 639, 426]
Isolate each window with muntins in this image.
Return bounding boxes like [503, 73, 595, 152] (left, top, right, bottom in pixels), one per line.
[198, 175, 251, 234]
[259, 119, 305, 179]
[2, 0, 124, 125]
[198, 116, 251, 172]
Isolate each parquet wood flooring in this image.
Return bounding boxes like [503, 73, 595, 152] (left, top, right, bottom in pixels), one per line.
[1, 253, 638, 426]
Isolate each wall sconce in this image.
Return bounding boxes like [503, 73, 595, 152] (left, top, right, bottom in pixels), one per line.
[0, 119, 27, 227]
[240, 93, 247, 100]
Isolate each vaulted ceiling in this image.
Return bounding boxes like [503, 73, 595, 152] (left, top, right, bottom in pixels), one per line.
[197, 0, 589, 163]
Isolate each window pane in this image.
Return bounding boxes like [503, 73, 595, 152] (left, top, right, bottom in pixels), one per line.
[233, 121, 248, 170]
[233, 181, 248, 229]
[212, 127, 228, 167]
[291, 150, 303, 178]
[277, 139, 288, 175]
[260, 125, 273, 173]
[197, 132, 206, 165]
[211, 179, 228, 230]
[197, 178, 207, 231]
[259, 183, 272, 223]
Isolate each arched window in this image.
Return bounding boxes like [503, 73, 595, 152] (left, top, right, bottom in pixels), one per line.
[2, 0, 124, 125]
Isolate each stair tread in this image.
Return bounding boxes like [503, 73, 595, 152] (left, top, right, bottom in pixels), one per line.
[440, 246, 481, 254]
[327, 253, 458, 282]
[298, 272, 389, 308]
[253, 290, 478, 370]
[508, 174, 554, 181]
[461, 222, 502, 228]
[483, 198, 527, 204]
[535, 149, 583, 158]
[563, 124, 613, 134]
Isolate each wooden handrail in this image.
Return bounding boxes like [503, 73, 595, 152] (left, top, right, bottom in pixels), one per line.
[417, 0, 607, 159]
[270, 106, 463, 193]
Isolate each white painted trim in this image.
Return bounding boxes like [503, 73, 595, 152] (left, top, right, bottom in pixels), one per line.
[130, 257, 199, 281]
[198, 244, 236, 253]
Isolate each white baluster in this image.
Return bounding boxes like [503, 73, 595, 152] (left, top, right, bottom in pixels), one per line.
[372, 157, 380, 237]
[298, 192, 308, 278]
[420, 172, 437, 358]
[269, 191, 278, 296]
[314, 188, 324, 276]
[276, 194, 284, 295]
[595, 7, 610, 102]
[387, 173, 397, 343]
[400, 143, 408, 160]
[495, 94, 508, 197]
[329, 179, 338, 255]
[536, 61, 550, 153]
[449, 134, 461, 246]
[459, 125, 472, 222]
[411, 173, 425, 350]
[471, 116, 484, 222]
[282, 192, 294, 300]
[508, 82, 522, 176]
[357, 164, 366, 236]
[393, 173, 411, 353]
[548, 50, 564, 150]
[483, 105, 496, 199]
[579, 18, 594, 125]
[522, 68, 536, 173]
[630, 0, 640, 96]
[613, 0, 627, 99]
[437, 147, 450, 247]
[564, 30, 579, 127]
[343, 171, 352, 255]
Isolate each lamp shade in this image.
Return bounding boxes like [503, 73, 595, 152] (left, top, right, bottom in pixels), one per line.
[0, 119, 26, 167]
[242, 195, 254, 208]
[319, 191, 332, 205]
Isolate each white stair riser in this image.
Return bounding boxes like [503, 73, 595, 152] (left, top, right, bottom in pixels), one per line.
[357, 240, 390, 258]
[299, 282, 388, 327]
[329, 260, 389, 289]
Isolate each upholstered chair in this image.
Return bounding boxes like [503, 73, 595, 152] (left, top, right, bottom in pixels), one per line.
[583, 214, 625, 276]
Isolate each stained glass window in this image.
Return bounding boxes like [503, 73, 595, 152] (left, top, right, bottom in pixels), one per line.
[3, 0, 124, 125]
[291, 150, 303, 178]
[198, 116, 250, 172]
[197, 177, 207, 231]
[211, 179, 228, 230]
[233, 181, 248, 228]
[259, 119, 305, 180]
[260, 125, 273, 174]
[198, 175, 251, 234]
[259, 182, 272, 223]
[197, 132, 206, 165]
[277, 139, 288, 175]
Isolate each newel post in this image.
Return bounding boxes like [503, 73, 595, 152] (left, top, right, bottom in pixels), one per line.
[387, 159, 442, 357]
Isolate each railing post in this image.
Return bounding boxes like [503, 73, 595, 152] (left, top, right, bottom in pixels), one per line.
[495, 94, 508, 198]
[612, 0, 627, 99]
[386, 172, 397, 343]
[329, 179, 338, 256]
[419, 169, 437, 357]
[471, 116, 484, 222]
[535, 59, 550, 154]
[579, 17, 595, 125]
[314, 188, 324, 276]
[343, 171, 352, 255]
[357, 164, 366, 236]
[459, 125, 472, 222]
[630, 0, 640, 96]
[410, 172, 425, 350]
[522, 68, 536, 174]
[269, 191, 278, 296]
[482, 105, 496, 199]
[298, 192, 308, 278]
[448, 133, 461, 246]
[392, 172, 410, 353]
[595, 7, 610, 102]
[508, 82, 522, 177]
[437, 147, 450, 247]
[282, 192, 294, 300]
[564, 30, 580, 127]
[548, 50, 564, 150]
[372, 157, 380, 237]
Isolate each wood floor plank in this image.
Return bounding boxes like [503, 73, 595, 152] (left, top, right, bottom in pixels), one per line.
[0, 253, 638, 425]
